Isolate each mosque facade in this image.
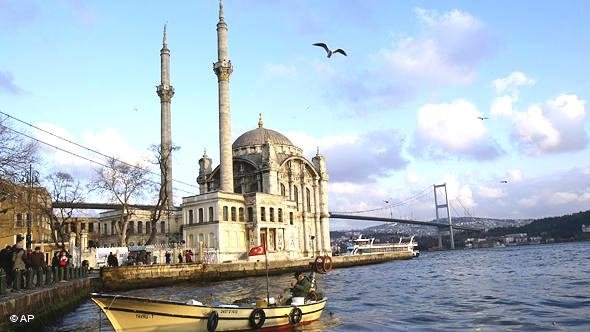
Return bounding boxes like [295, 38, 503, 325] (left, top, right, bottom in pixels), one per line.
[179, 2, 331, 262]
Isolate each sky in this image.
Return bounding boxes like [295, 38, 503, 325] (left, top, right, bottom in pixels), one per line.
[1, 0, 589, 231]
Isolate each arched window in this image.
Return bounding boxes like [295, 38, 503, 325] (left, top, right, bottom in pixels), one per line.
[289, 212, 294, 225]
[160, 221, 166, 233]
[280, 183, 286, 196]
[198, 208, 204, 223]
[189, 209, 194, 224]
[209, 232, 215, 248]
[128, 221, 134, 233]
[278, 208, 283, 222]
[208, 207, 214, 221]
[294, 186, 299, 210]
[260, 207, 266, 221]
[239, 207, 244, 221]
[270, 207, 275, 222]
[231, 207, 236, 221]
[138, 221, 143, 234]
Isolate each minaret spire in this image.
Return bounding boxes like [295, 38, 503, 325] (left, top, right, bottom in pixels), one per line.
[214, 0, 234, 192]
[157, 23, 175, 211]
[163, 23, 167, 47]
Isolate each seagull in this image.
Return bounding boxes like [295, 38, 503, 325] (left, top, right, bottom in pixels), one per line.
[500, 180, 508, 183]
[313, 43, 347, 58]
[477, 116, 489, 120]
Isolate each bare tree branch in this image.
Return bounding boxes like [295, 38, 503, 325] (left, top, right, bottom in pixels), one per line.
[0, 118, 38, 181]
[89, 158, 151, 246]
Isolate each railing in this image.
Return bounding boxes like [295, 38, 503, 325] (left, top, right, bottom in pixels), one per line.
[0, 266, 89, 296]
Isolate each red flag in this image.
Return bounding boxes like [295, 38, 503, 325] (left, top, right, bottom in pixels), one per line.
[248, 245, 266, 256]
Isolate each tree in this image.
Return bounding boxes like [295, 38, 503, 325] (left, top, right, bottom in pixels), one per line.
[90, 158, 151, 246]
[0, 117, 38, 181]
[39, 172, 85, 249]
[145, 144, 179, 245]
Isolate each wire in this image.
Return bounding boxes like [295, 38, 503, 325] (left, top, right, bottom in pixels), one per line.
[0, 110, 199, 190]
[332, 185, 432, 214]
[1, 124, 197, 196]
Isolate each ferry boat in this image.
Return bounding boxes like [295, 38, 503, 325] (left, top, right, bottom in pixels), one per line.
[346, 235, 419, 257]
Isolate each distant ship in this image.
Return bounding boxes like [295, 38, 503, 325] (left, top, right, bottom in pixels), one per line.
[346, 235, 419, 257]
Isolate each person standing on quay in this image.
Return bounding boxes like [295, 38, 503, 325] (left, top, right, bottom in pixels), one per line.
[165, 251, 171, 264]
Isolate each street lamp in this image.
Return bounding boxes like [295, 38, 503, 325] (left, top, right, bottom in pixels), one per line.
[383, 200, 393, 219]
[21, 165, 40, 250]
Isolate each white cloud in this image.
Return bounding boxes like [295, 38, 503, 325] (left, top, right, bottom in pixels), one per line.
[413, 99, 502, 159]
[493, 71, 535, 95]
[507, 169, 524, 182]
[490, 95, 514, 118]
[35, 122, 150, 171]
[405, 170, 422, 184]
[512, 94, 588, 154]
[288, 129, 408, 183]
[513, 105, 560, 153]
[263, 63, 297, 77]
[440, 175, 476, 208]
[478, 185, 506, 199]
[551, 191, 580, 205]
[518, 197, 538, 208]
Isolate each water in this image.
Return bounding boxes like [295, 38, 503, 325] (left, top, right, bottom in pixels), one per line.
[45, 242, 590, 331]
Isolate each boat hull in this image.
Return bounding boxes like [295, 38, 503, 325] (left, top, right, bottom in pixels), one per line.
[91, 293, 326, 332]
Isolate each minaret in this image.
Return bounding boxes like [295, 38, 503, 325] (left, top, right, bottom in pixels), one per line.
[157, 24, 175, 210]
[213, 0, 234, 192]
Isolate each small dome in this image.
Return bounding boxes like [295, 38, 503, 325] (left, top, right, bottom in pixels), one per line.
[232, 127, 294, 149]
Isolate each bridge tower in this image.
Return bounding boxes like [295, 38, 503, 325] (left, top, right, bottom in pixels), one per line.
[434, 183, 455, 249]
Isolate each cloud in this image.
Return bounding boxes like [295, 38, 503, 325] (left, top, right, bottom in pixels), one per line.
[412, 99, 503, 160]
[0, 71, 23, 94]
[507, 169, 524, 182]
[263, 63, 297, 77]
[490, 72, 535, 118]
[288, 129, 409, 183]
[493, 71, 535, 95]
[440, 175, 476, 209]
[478, 185, 506, 199]
[327, 7, 493, 111]
[35, 123, 153, 180]
[405, 170, 422, 185]
[512, 94, 588, 155]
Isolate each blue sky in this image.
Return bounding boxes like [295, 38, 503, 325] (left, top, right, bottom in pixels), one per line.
[1, 0, 589, 230]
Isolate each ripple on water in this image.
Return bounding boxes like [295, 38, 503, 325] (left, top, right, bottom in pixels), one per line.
[44, 242, 590, 331]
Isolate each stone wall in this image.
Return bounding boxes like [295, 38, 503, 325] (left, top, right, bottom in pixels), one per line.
[0, 277, 98, 331]
[100, 251, 413, 291]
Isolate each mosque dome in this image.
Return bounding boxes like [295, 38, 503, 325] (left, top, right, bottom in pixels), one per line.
[232, 115, 294, 149]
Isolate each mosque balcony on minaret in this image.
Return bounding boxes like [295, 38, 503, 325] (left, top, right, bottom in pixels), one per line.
[157, 84, 175, 102]
[213, 59, 233, 81]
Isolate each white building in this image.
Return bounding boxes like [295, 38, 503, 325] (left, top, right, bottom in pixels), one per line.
[180, 2, 330, 263]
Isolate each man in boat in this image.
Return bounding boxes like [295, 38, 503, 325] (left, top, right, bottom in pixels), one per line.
[279, 271, 312, 305]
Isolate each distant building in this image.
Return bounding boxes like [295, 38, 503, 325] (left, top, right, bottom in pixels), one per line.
[0, 179, 52, 248]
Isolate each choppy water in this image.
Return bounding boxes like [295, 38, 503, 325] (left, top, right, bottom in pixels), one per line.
[45, 241, 590, 331]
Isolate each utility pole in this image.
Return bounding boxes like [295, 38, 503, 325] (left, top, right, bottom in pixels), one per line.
[22, 165, 40, 250]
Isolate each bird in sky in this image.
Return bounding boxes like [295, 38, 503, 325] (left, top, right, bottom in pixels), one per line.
[477, 116, 489, 120]
[500, 180, 508, 183]
[313, 43, 347, 58]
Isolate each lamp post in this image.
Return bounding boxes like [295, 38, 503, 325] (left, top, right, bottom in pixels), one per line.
[383, 200, 393, 219]
[21, 165, 40, 250]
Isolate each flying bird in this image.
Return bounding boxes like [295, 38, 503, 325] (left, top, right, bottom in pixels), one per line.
[500, 180, 508, 183]
[313, 43, 347, 58]
[477, 116, 489, 120]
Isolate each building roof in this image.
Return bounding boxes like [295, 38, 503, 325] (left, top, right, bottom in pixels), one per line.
[232, 115, 294, 149]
